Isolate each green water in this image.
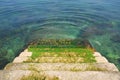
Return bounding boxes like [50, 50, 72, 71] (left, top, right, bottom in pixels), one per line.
[0, 0, 120, 69]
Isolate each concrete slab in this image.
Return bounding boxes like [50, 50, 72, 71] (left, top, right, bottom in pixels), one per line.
[95, 56, 109, 63]
[19, 52, 32, 57]
[0, 70, 120, 80]
[93, 52, 102, 57]
[5, 63, 119, 72]
[13, 57, 30, 63]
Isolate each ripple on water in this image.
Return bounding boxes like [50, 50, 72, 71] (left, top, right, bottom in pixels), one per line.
[0, 0, 120, 69]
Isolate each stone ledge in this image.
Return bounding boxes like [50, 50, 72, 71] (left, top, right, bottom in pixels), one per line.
[5, 63, 119, 72]
[0, 70, 31, 80]
[93, 52, 102, 57]
[93, 52, 109, 63]
[12, 49, 32, 63]
[45, 71, 120, 80]
[13, 57, 30, 63]
[0, 70, 120, 80]
[95, 57, 109, 63]
[19, 52, 32, 57]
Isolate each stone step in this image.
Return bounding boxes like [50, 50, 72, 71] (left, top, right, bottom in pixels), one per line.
[13, 53, 108, 63]
[0, 70, 120, 80]
[93, 52, 102, 57]
[13, 56, 30, 63]
[44, 71, 120, 80]
[45, 71, 120, 80]
[93, 52, 109, 63]
[19, 52, 32, 57]
[24, 49, 28, 52]
[5, 63, 119, 72]
[13, 57, 86, 63]
[26, 57, 86, 63]
[95, 56, 109, 63]
[0, 70, 31, 80]
[13, 49, 32, 63]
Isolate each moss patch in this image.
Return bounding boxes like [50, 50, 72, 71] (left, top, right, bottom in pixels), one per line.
[26, 39, 96, 63]
[20, 72, 59, 80]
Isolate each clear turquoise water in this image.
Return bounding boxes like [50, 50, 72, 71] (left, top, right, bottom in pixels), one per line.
[0, 0, 120, 69]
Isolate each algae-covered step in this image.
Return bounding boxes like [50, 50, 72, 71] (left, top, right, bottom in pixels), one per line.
[27, 47, 96, 63]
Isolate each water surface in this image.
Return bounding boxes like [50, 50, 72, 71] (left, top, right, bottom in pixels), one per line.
[0, 0, 120, 69]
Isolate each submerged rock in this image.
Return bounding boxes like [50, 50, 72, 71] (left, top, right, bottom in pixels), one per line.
[110, 34, 120, 43]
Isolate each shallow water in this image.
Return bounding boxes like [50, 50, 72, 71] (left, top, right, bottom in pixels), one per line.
[0, 0, 120, 69]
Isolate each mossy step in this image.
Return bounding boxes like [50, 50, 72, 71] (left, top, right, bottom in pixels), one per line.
[5, 63, 119, 72]
[26, 57, 86, 63]
[0, 70, 120, 80]
[28, 48, 95, 60]
[31, 52, 93, 57]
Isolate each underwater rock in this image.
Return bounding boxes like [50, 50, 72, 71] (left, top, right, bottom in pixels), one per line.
[110, 34, 120, 43]
[118, 58, 120, 63]
[77, 26, 104, 38]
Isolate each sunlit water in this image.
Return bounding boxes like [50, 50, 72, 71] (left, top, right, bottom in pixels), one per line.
[0, 0, 120, 69]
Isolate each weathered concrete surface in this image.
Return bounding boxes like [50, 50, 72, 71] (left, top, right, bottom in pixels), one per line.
[93, 52, 109, 63]
[93, 52, 102, 57]
[95, 57, 109, 63]
[1, 50, 119, 80]
[0, 70, 31, 80]
[19, 52, 32, 57]
[12, 49, 32, 63]
[13, 57, 30, 63]
[5, 63, 119, 71]
[13, 51, 110, 63]
[0, 70, 120, 80]
[45, 71, 120, 80]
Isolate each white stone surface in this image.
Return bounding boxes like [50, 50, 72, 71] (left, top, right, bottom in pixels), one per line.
[93, 52, 102, 57]
[24, 49, 28, 52]
[45, 71, 120, 80]
[13, 57, 29, 63]
[5, 63, 119, 72]
[93, 52, 109, 63]
[0, 70, 120, 80]
[12, 49, 32, 63]
[19, 52, 32, 57]
[95, 57, 109, 63]
[0, 70, 31, 80]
